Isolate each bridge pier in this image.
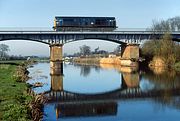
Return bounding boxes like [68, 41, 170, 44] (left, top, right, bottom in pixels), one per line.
[50, 71, 63, 91]
[120, 44, 139, 67]
[50, 44, 63, 74]
[50, 44, 64, 91]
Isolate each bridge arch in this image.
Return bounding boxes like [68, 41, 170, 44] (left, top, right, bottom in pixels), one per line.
[0, 39, 50, 58]
[64, 38, 127, 45]
[0, 38, 50, 45]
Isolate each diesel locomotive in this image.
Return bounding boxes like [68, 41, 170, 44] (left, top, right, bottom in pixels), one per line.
[53, 16, 117, 31]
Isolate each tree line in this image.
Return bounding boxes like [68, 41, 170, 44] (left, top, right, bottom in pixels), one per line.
[66, 44, 121, 57]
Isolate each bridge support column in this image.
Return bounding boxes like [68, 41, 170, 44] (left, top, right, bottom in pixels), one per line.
[120, 44, 139, 67]
[50, 70, 63, 91]
[50, 44, 63, 74]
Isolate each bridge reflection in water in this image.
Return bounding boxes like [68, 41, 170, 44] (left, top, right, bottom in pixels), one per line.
[44, 63, 180, 119]
[48, 66, 119, 119]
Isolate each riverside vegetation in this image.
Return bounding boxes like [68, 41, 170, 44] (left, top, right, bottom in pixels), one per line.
[141, 16, 180, 71]
[0, 61, 32, 120]
[0, 61, 47, 121]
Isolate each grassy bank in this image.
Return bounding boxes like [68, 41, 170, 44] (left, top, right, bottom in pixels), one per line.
[0, 62, 32, 121]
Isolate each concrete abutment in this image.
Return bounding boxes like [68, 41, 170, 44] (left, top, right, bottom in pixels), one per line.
[120, 44, 139, 67]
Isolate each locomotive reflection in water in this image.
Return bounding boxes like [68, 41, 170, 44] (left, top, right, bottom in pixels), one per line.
[55, 102, 117, 118]
[53, 16, 117, 31]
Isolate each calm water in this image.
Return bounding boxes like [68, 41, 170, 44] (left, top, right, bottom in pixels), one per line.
[28, 63, 180, 121]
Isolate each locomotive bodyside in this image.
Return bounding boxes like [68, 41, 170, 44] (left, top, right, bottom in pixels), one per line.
[53, 16, 117, 31]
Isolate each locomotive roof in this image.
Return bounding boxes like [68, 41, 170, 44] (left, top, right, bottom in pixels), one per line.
[55, 16, 115, 19]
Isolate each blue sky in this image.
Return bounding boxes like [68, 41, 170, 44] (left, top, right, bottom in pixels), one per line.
[0, 0, 180, 56]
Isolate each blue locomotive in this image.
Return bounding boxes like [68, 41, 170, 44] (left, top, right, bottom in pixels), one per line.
[53, 16, 117, 31]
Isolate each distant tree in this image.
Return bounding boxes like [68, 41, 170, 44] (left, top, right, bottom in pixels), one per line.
[167, 16, 180, 31]
[72, 52, 81, 57]
[0, 44, 10, 60]
[79, 45, 91, 56]
[114, 45, 121, 55]
[150, 16, 180, 32]
[94, 47, 99, 54]
[150, 20, 170, 32]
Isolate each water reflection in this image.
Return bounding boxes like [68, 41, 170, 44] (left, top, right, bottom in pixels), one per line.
[121, 71, 139, 88]
[49, 64, 141, 94]
[28, 63, 180, 120]
[48, 64, 180, 120]
[142, 68, 180, 90]
[49, 67, 119, 119]
[73, 63, 100, 77]
[55, 101, 117, 118]
[80, 65, 91, 77]
[50, 73, 63, 91]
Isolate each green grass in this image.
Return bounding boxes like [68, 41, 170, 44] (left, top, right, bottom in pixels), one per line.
[0, 64, 32, 121]
[175, 61, 180, 72]
[0, 60, 26, 65]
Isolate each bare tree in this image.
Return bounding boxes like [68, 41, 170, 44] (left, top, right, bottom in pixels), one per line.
[0, 44, 10, 60]
[114, 45, 121, 55]
[79, 45, 91, 56]
[150, 16, 180, 32]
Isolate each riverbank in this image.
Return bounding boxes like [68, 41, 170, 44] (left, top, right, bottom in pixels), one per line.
[73, 56, 140, 67]
[0, 61, 33, 120]
[0, 61, 47, 121]
[73, 57, 121, 65]
[148, 57, 180, 72]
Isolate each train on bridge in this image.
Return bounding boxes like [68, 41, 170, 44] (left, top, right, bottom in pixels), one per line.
[53, 16, 117, 31]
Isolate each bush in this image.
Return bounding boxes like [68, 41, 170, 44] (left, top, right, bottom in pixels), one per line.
[141, 33, 179, 68]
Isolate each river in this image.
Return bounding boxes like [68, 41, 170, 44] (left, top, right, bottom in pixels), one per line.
[27, 62, 180, 121]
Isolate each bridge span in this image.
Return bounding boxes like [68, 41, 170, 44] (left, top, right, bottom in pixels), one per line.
[0, 29, 180, 45]
[0, 28, 180, 67]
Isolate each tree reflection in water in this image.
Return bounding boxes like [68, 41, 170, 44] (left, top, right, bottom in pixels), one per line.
[80, 65, 91, 77]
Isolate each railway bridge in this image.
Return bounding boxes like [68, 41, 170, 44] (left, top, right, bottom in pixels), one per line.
[0, 28, 180, 68]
